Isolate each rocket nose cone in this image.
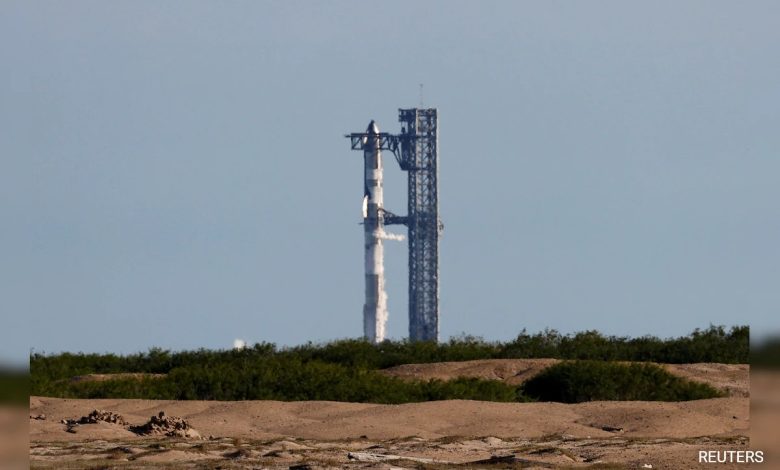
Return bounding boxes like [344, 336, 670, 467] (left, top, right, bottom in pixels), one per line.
[367, 120, 379, 135]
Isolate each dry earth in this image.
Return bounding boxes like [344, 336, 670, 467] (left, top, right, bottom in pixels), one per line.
[30, 396, 750, 469]
[30, 361, 752, 469]
[380, 360, 750, 397]
[69, 373, 166, 384]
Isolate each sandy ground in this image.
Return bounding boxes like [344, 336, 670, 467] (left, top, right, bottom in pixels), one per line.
[69, 373, 166, 384]
[29, 361, 753, 468]
[380, 360, 750, 397]
[30, 396, 749, 469]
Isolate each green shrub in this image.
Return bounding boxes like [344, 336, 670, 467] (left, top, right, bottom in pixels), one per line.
[55, 363, 520, 404]
[30, 325, 747, 402]
[521, 360, 725, 403]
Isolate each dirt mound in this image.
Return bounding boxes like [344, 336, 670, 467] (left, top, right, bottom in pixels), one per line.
[76, 409, 127, 425]
[380, 359, 749, 396]
[130, 411, 201, 438]
[380, 358, 560, 385]
[69, 373, 166, 383]
[663, 363, 749, 397]
[56, 409, 201, 439]
[58, 409, 134, 437]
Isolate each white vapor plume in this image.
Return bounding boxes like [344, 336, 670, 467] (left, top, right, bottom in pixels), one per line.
[378, 230, 405, 242]
[233, 339, 246, 350]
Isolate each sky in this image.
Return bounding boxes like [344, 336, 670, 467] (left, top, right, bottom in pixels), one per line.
[2, 1, 778, 365]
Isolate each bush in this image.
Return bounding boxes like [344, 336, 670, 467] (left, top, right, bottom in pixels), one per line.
[53, 362, 520, 404]
[521, 360, 725, 403]
[30, 325, 747, 402]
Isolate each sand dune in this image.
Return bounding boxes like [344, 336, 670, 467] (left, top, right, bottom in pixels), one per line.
[380, 359, 749, 397]
[30, 395, 748, 443]
[29, 396, 750, 469]
[29, 361, 751, 468]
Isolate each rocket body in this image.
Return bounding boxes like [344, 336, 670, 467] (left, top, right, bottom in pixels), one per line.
[362, 121, 387, 343]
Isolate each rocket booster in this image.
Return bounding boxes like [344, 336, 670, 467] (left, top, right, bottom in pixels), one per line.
[362, 120, 387, 343]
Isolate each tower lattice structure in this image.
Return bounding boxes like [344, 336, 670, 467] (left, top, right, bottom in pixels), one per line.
[347, 108, 441, 342]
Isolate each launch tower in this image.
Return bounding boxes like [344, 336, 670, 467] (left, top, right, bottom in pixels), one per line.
[347, 108, 441, 342]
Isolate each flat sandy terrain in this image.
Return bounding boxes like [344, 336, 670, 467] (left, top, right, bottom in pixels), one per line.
[29, 361, 752, 469]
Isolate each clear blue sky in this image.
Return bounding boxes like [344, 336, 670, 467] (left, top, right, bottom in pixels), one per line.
[2, 1, 778, 365]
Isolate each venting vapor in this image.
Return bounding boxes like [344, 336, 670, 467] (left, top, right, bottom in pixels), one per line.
[347, 109, 442, 343]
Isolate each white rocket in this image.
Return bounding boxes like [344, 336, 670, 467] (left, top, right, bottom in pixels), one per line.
[362, 120, 388, 343]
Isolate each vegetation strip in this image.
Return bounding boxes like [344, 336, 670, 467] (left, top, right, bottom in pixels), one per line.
[31, 325, 745, 403]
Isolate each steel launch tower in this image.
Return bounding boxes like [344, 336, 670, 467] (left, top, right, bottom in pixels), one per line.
[347, 108, 441, 342]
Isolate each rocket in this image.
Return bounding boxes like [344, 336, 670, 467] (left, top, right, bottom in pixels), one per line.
[362, 120, 388, 343]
